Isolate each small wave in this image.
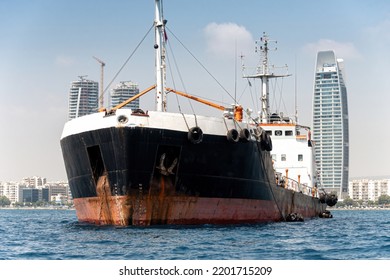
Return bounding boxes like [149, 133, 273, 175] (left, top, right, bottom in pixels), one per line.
[16, 251, 58, 260]
[2, 208, 390, 260]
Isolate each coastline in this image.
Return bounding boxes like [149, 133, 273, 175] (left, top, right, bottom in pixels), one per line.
[330, 207, 390, 211]
[0, 206, 75, 211]
[2, 206, 389, 211]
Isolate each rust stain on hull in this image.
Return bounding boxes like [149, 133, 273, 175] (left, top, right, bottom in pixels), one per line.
[73, 172, 326, 226]
[73, 184, 326, 226]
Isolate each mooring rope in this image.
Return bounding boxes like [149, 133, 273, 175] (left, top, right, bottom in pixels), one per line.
[255, 138, 286, 221]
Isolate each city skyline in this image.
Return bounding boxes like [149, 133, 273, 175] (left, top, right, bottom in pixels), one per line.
[0, 177, 70, 205]
[1, 0, 390, 181]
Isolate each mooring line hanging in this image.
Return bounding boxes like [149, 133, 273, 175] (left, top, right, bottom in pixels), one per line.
[166, 38, 197, 116]
[256, 143, 286, 221]
[165, 39, 193, 132]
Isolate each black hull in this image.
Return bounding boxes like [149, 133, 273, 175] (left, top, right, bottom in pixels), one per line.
[60, 126, 326, 225]
[61, 126, 276, 200]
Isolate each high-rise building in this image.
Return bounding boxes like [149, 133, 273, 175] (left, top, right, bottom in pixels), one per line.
[68, 76, 99, 120]
[110, 81, 139, 110]
[312, 50, 349, 198]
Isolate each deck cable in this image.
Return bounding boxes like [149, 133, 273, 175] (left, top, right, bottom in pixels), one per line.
[165, 38, 192, 130]
[103, 23, 154, 96]
[255, 136, 286, 221]
[166, 26, 236, 103]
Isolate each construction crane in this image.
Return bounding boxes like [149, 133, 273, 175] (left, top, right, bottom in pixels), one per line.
[93, 56, 106, 110]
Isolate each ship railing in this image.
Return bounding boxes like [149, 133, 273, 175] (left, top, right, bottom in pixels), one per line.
[277, 176, 318, 198]
[295, 135, 307, 141]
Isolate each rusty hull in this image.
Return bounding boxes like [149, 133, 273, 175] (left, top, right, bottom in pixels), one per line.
[62, 125, 327, 226]
[73, 174, 325, 226]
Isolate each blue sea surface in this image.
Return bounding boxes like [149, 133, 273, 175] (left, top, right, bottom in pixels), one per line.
[0, 209, 389, 260]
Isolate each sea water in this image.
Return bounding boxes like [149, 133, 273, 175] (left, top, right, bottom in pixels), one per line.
[0, 209, 389, 260]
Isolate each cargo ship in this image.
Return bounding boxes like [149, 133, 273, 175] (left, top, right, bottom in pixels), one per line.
[60, 0, 334, 226]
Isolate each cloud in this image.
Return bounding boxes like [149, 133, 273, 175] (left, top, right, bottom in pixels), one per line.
[55, 55, 75, 67]
[204, 22, 254, 58]
[363, 19, 390, 49]
[364, 19, 390, 37]
[302, 39, 361, 60]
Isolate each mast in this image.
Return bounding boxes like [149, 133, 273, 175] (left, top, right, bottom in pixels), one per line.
[259, 33, 272, 124]
[294, 55, 298, 123]
[154, 0, 167, 112]
[243, 32, 289, 124]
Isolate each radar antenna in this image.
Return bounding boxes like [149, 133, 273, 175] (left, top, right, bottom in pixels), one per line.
[243, 32, 290, 123]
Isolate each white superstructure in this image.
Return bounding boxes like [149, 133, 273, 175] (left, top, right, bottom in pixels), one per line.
[263, 121, 317, 194]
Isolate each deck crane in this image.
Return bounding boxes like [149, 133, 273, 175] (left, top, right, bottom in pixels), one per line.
[93, 56, 106, 110]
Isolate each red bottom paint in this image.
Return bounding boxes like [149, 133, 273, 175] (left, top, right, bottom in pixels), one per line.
[73, 185, 326, 226]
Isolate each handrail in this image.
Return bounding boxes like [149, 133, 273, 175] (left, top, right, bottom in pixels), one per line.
[277, 176, 317, 197]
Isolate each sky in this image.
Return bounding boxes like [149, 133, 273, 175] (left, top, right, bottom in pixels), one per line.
[1, 0, 390, 182]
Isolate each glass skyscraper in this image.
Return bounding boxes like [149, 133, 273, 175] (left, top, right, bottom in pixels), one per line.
[110, 81, 140, 110]
[312, 50, 349, 198]
[68, 76, 99, 120]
